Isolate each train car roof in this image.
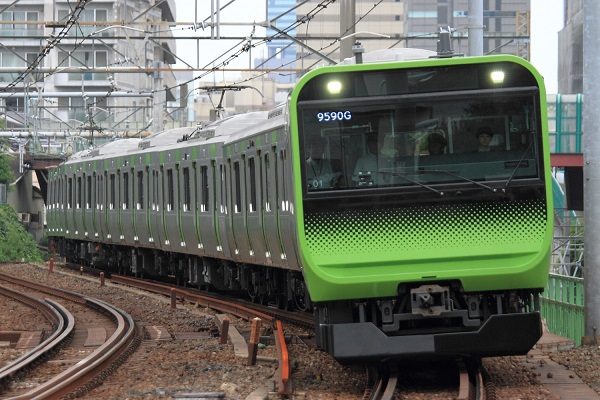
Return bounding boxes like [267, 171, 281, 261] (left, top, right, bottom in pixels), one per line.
[64, 138, 141, 165]
[338, 48, 437, 64]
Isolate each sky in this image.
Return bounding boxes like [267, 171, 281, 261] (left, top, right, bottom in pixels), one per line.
[174, 0, 564, 93]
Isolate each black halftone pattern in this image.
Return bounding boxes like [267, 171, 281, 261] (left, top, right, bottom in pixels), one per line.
[304, 200, 547, 256]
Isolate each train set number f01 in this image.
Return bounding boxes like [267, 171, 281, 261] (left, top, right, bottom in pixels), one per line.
[317, 111, 352, 122]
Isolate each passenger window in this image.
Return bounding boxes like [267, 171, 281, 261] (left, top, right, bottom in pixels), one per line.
[110, 174, 115, 210]
[68, 177, 73, 209]
[248, 158, 256, 213]
[183, 167, 190, 212]
[200, 165, 209, 212]
[87, 175, 92, 209]
[264, 154, 270, 212]
[234, 161, 241, 213]
[167, 169, 174, 212]
[137, 170, 144, 210]
[123, 172, 129, 210]
[76, 176, 82, 209]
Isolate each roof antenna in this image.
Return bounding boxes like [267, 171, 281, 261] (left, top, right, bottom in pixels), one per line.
[352, 41, 364, 64]
[434, 26, 463, 58]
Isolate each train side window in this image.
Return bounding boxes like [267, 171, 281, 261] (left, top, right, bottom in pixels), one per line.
[110, 174, 115, 210]
[167, 169, 174, 212]
[264, 153, 270, 212]
[137, 170, 144, 210]
[123, 172, 129, 210]
[233, 161, 241, 213]
[248, 157, 256, 213]
[200, 165, 209, 212]
[76, 176, 82, 209]
[183, 166, 190, 212]
[67, 177, 73, 209]
[279, 150, 287, 210]
[87, 175, 92, 209]
[219, 164, 225, 213]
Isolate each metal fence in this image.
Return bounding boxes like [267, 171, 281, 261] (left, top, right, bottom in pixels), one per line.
[547, 93, 583, 154]
[540, 273, 585, 346]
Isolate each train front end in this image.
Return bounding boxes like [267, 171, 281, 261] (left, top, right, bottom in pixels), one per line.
[289, 55, 553, 363]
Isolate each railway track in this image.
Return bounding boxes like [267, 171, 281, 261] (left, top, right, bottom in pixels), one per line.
[364, 358, 494, 400]
[0, 272, 138, 399]
[0, 284, 75, 391]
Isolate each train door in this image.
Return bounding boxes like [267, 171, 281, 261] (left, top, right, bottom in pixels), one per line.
[156, 166, 168, 248]
[149, 167, 163, 247]
[66, 173, 74, 238]
[164, 164, 182, 250]
[179, 161, 198, 253]
[101, 172, 109, 241]
[90, 172, 97, 240]
[107, 170, 119, 243]
[231, 156, 252, 262]
[121, 168, 134, 244]
[198, 161, 218, 257]
[262, 147, 284, 264]
[245, 153, 267, 265]
[84, 172, 93, 239]
[76, 172, 85, 239]
[133, 166, 150, 245]
[277, 147, 298, 267]
[216, 161, 232, 259]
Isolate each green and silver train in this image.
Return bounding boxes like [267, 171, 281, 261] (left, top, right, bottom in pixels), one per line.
[48, 52, 552, 363]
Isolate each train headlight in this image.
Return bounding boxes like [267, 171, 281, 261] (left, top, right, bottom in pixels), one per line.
[327, 80, 342, 94]
[490, 70, 505, 84]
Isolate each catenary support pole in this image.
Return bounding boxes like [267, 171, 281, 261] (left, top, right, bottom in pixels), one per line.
[340, 0, 356, 61]
[468, 0, 483, 56]
[583, 0, 600, 341]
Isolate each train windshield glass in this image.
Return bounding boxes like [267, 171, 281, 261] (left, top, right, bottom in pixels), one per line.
[299, 91, 540, 193]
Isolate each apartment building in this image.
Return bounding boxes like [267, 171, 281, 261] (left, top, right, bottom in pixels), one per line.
[289, 0, 529, 67]
[0, 0, 177, 134]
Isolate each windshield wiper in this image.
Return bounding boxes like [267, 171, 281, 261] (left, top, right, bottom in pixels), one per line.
[377, 170, 445, 196]
[503, 138, 535, 190]
[416, 168, 498, 193]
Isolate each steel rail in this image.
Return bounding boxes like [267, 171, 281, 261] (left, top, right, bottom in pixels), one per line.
[0, 273, 137, 399]
[0, 286, 75, 389]
[110, 275, 274, 323]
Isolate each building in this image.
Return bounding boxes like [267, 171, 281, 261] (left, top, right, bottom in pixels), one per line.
[291, 0, 530, 67]
[258, 0, 298, 83]
[557, 0, 582, 94]
[0, 0, 177, 135]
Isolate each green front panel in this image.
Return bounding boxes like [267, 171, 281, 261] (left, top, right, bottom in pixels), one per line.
[540, 273, 584, 346]
[290, 55, 553, 302]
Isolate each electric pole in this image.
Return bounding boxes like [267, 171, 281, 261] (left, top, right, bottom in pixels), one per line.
[583, 0, 600, 342]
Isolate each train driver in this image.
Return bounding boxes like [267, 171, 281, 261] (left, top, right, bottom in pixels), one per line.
[427, 132, 447, 155]
[476, 126, 496, 152]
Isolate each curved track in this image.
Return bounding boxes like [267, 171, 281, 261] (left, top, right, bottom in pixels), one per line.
[0, 285, 75, 390]
[0, 272, 138, 399]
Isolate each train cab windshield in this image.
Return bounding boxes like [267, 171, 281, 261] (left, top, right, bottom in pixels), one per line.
[299, 89, 541, 197]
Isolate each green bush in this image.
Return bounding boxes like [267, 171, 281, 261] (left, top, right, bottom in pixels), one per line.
[0, 205, 42, 262]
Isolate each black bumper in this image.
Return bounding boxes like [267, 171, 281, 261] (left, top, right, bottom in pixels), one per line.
[320, 312, 542, 363]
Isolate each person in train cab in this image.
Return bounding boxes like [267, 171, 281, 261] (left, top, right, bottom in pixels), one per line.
[352, 134, 379, 186]
[427, 132, 447, 155]
[476, 126, 500, 152]
[305, 136, 335, 190]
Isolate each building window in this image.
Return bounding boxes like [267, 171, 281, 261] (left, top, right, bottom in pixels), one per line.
[58, 50, 109, 81]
